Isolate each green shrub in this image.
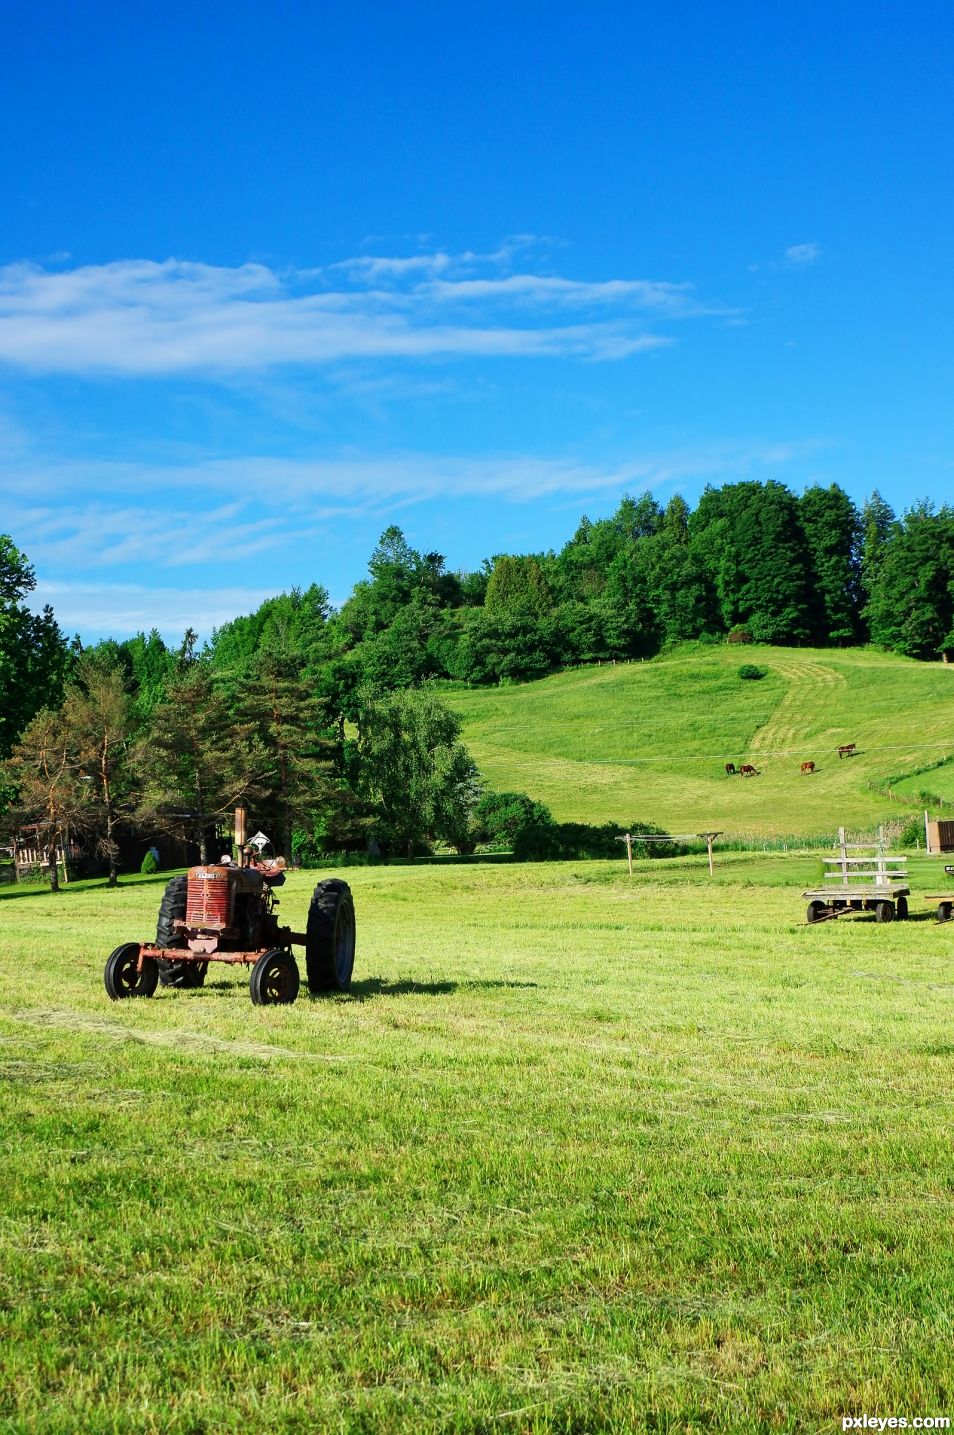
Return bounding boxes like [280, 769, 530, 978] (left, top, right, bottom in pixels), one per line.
[738, 664, 768, 680]
[474, 791, 554, 846]
[140, 849, 160, 875]
[513, 819, 680, 862]
[897, 815, 926, 848]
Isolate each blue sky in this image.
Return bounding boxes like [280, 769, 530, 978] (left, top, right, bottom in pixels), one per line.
[2, 1, 953, 639]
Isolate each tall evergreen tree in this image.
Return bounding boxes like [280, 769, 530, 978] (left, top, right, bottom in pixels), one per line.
[859, 491, 898, 616]
[119, 629, 178, 724]
[798, 484, 862, 644]
[138, 667, 266, 862]
[643, 495, 721, 642]
[237, 653, 340, 861]
[864, 503, 954, 659]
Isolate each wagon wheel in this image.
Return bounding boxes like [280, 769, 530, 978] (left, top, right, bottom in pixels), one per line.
[104, 943, 158, 1000]
[806, 901, 827, 924]
[937, 901, 952, 924]
[895, 896, 908, 920]
[305, 879, 356, 993]
[874, 901, 894, 924]
[249, 949, 300, 1006]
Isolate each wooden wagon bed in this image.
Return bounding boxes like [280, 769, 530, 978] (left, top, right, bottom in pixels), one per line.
[803, 828, 910, 924]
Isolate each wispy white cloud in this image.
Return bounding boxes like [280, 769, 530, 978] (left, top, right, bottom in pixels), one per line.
[0, 245, 724, 377]
[32, 580, 280, 639]
[5, 439, 817, 579]
[784, 242, 821, 266]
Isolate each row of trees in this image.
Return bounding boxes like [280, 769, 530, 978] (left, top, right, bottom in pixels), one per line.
[0, 644, 485, 885]
[1, 631, 679, 880]
[197, 485, 951, 694]
[1, 480, 951, 877]
[3, 484, 951, 770]
[212, 485, 952, 694]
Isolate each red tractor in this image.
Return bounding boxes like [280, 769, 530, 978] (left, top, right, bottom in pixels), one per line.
[104, 858, 355, 1005]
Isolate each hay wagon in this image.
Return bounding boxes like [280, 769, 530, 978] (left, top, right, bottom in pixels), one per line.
[804, 828, 909, 924]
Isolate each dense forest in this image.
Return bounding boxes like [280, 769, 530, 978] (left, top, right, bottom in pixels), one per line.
[1, 481, 952, 871]
[209, 480, 950, 688]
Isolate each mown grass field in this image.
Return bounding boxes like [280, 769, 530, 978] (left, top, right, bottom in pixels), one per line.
[446, 645, 954, 835]
[2, 857, 954, 1432]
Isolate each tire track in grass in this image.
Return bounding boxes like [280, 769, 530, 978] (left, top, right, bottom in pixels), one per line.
[748, 660, 845, 759]
[10, 1008, 358, 1063]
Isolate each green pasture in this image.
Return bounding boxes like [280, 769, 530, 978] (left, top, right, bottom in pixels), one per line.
[446, 644, 954, 836]
[890, 758, 954, 806]
[2, 858, 954, 1432]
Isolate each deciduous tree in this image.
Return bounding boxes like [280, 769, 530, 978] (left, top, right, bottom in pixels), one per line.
[357, 689, 479, 856]
[484, 554, 552, 616]
[2, 708, 89, 891]
[60, 654, 138, 886]
[0, 535, 69, 760]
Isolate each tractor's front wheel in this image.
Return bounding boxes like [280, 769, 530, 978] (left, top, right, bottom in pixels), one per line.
[105, 944, 158, 1000]
[155, 874, 207, 989]
[249, 949, 300, 1005]
[305, 879, 356, 993]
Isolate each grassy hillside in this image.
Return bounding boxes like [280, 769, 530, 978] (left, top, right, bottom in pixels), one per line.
[446, 645, 954, 836]
[3, 859, 954, 1430]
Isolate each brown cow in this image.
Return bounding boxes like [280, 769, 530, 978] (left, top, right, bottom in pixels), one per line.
[725, 762, 736, 775]
[837, 743, 856, 759]
[739, 763, 759, 777]
[801, 761, 815, 775]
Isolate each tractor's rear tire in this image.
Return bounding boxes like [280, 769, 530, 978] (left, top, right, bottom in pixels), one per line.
[155, 874, 207, 989]
[249, 949, 300, 1005]
[305, 879, 356, 993]
[105, 944, 158, 1000]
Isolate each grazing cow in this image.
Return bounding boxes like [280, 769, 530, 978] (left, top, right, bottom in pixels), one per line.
[725, 762, 736, 776]
[837, 743, 856, 759]
[739, 763, 759, 777]
[800, 761, 816, 775]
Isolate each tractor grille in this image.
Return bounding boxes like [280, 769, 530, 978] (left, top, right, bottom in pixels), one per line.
[186, 867, 232, 928]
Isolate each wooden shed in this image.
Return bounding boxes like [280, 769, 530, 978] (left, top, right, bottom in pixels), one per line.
[926, 819, 954, 854]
